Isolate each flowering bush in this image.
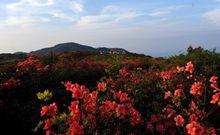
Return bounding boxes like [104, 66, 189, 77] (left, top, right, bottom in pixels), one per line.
[35, 80, 143, 134]
[0, 77, 20, 90]
[16, 55, 49, 75]
[147, 61, 219, 134]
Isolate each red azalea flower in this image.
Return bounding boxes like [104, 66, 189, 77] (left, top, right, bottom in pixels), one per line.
[97, 82, 106, 91]
[174, 115, 184, 126]
[44, 119, 51, 130]
[49, 103, 58, 118]
[190, 101, 197, 111]
[185, 61, 194, 73]
[210, 93, 220, 105]
[65, 81, 73, 91]
[190, 82, 203, 96]
[160, 71, 173, 80]
[70, 121, 83, 135]
[189, 114, 198, 122]
[186, 121, 204, 135]
[210, 76, 218, 84]
[164, 91, 171, 99]
[41, 106, 48, 116]
[176, 66, 184, 73]
[174, 89, 184, 98]
[147, 122, 153, 131]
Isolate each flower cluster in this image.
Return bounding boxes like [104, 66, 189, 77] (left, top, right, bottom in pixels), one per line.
[148, 61, 219, 135]
[16, 55, 49, 73]
[0, 77, 20, 90]
[37, 78, 142, 134]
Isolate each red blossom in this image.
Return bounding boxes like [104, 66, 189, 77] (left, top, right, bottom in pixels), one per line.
[115, 90, 131, 102]
[130, 108, 142, 126]
[190, 101, 197, 111]
[164, 91, 171, 99]
[40, 103, 57, 118]
[160, 71, 173, 80]
[190, 82, 203, 96]
[210, 76, 218, 84]
[189, 114, 198, 122]
[185, 61, 194, 73]
[70, 121, 83, 135]
[176, 66, 184, 73]
[41, 106, 48, 116]
[147, 122, 153, 131]
[210, 93, 220, 105]
[97, 82, 106, 91]
[44, 119, 52, 130]
[186, 121, 204, 135]
[156, 124, 165, 133]
[69, 101, 81, 121]
[174, 115, 184, 126]
[174, 89, 184, 98]
[115, 104, 127, 118]
[0, 77, 20, 90]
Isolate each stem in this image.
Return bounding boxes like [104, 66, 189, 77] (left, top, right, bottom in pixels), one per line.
[203, 87, 206, 111]
[202, 105, 219, 120]
[206, 105, 219, 117]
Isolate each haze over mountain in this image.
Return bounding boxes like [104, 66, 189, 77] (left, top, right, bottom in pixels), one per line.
[14, 42, 128, 56]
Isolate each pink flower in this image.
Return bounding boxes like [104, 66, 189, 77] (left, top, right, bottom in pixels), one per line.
[185, 61, 194, 73]
[69, 101, 80, 121]
[189, 114, 198, 122]
[190, 101, 197, 111]
[70, 121, 83, 135]
[130, 108, 142, 126]
[174, 115, 185, 126]
[115, 104, 127, 118]
[104, 101, 116, 111]
[65, 81, 73, 91]
[49, 103, 58, 118]
[190, 82, 203, 96]
[176, 66, 184, 73]
[40, 103, 57, 118]
[164, 91, 171, 99]
[150, 115, 159, 123]
[186, 121, 204, 135]
[115, 91, 130, 102]
[210, 76, 218, 84]
[44, 119, 51, 130]
[174, 89, 184, 98]
[156, 124, 165, 133]
[41, 106, 48, 116]
[97, 82, 106, 91]
[160, 71, 173, 80]
[147, 122, 153, 131]
[210, 93, 220, 105]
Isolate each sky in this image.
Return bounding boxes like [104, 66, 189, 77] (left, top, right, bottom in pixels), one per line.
[0, 0, 220, 56]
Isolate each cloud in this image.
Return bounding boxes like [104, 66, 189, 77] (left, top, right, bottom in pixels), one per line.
[203, 9, 220, 26]
[6, 0, 55, 11]
[77, 5, 144, 26]
[69, 1, 83, 13]
[4, 16, 50, 26]
[101, 5, 123, 14]
[148, 11, 170, 17]
[1, 0, 83, 26]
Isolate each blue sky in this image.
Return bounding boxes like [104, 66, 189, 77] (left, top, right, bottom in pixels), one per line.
[0, 0, 220, 56]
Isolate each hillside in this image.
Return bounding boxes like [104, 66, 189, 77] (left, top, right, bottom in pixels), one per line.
[29, 42, 128, 56]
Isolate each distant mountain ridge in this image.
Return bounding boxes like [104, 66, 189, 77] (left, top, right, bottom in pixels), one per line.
[24, 42, 128, 56]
